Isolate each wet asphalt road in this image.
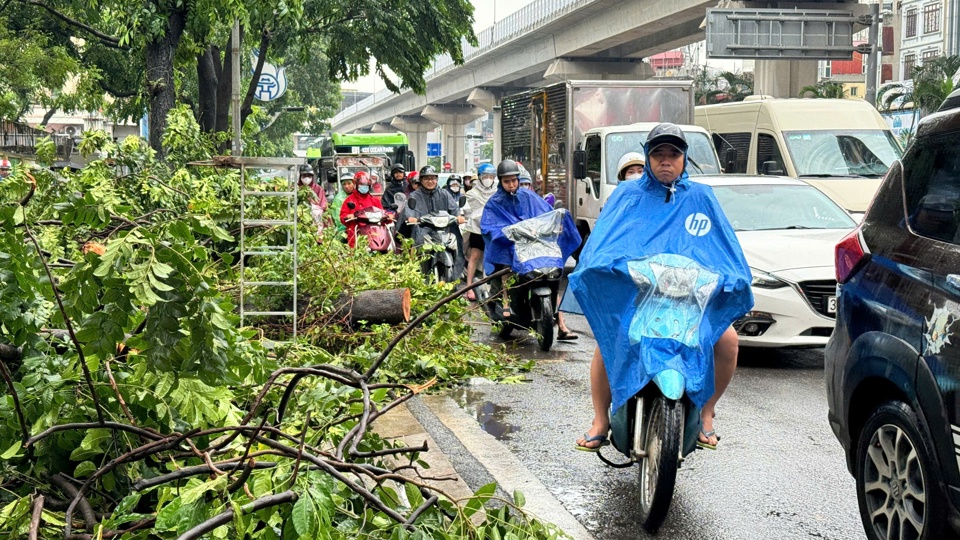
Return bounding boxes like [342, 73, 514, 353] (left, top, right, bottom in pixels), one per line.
[443, 311, 867, 540]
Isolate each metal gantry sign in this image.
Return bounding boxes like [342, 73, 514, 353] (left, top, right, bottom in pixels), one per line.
[706, 9, 857, 60]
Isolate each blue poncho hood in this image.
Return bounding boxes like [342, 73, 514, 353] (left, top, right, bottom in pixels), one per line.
[480, 184, 580, 274]
[568, 162, 753, 413]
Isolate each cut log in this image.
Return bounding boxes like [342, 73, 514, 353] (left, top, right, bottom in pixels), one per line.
[334, 288, 411, 326]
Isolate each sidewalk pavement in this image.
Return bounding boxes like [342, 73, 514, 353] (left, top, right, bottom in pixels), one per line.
[375, 395, 594, 540]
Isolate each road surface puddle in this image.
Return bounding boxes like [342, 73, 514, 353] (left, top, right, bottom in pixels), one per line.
[450, 388, 520, 440]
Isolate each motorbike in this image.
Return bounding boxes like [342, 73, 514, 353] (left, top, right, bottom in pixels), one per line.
[345, 202, 396, 253]
[598, 253, 721, 533]
[484, 209, 568, 352]
[407, 197, 464, 283]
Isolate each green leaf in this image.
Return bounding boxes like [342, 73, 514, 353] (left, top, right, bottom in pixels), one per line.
[74, 461, 97, 478]
[464, 482, 497, 518]
[0, 440, 22, 460]
[70, 428, 111, 460]
[512, 490, 525, 508]
[291, 491, 317, 537]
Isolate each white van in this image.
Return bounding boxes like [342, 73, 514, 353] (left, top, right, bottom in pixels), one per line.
[695, 97, 902, 213]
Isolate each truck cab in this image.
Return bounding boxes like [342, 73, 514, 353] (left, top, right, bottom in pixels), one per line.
[571, 123, 722, 238]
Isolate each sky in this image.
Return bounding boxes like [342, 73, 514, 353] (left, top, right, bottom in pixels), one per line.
[344, 0, 537, 94]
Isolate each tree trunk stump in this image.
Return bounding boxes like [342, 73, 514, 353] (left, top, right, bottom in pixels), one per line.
[334, 288, 411, 325]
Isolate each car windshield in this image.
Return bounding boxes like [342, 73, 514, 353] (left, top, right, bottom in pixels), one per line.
[711, 184, 857, 231]
[605, 131, 721, 184]
[782, 130, 902, 177]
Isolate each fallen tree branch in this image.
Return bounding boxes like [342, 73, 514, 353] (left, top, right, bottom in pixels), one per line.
[176, 490, 298, 540]
[364, 268, 510, 379]
[28, 495, 43, 540]
[132, 461, 277, 491]
[0, 354, 27, 444]
[49, 474, 96, 533]
[26, 421, 164, 448]
[22, 220, 105, 424]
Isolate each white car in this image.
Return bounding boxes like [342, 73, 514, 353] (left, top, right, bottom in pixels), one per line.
[698, 176, 858, 348]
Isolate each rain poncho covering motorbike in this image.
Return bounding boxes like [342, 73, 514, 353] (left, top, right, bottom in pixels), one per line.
[481, 186, 580, 274]
[568, 171, 753, 412]
[503, 209, 577, 275]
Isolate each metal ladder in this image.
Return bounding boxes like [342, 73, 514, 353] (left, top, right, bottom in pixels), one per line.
[238, 157, 304, 341]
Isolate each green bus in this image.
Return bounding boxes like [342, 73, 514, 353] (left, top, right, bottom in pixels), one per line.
[307, 132, 415, 172]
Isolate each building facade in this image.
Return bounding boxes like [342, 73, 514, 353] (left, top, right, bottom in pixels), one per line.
[898, 0, 946, 79]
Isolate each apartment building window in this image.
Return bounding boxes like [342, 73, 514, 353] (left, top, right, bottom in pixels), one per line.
[923, 3, 941, 33]
[904, 53, 917, 77]
[922, 49, 940, 63]
[905, 8, 918, 37]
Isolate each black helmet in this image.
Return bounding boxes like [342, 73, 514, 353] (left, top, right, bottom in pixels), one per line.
[645, 123, 688, 153]
[299, 164, 315, 176]
[390, 163, 405, 174]
[419, 165, 438, 178]
[496, 159, 521, 178]
[446, 174, 462, 186]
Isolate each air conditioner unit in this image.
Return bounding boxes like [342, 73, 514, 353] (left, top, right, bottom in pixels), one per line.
[63, 126, 78, 137]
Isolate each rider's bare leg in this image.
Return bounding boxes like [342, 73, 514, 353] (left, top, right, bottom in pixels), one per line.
[699, 327, 739, 446]
[576, 346, 611, 448]
[464, 245, 483, 299]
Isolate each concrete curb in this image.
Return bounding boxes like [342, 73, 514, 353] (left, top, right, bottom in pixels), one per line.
[421, 394, 595, 540]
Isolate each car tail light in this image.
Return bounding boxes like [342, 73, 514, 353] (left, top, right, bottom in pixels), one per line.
[835, 228, 869, 283]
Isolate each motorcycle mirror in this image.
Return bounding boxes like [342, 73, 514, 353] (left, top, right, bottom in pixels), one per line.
[553, 199, 564, 210]
[347, 202, 356, 210]
[458, 196, 466, 208]
[407, 198, 417, 210]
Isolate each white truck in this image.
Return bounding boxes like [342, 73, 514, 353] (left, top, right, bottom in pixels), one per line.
[570, 123, 722, 234]
[499, 80, 719, 242]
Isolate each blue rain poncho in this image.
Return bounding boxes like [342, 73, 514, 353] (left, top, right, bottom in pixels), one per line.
[568, 168, 753, 412]
[480, 185, 581, 274]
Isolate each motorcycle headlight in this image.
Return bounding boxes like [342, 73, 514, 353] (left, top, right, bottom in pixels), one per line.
[750, 268, 789, 289]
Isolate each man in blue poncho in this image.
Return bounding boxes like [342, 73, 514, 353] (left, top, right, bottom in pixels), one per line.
[481, 159, 581, 337]
[569, 123, 753, 452]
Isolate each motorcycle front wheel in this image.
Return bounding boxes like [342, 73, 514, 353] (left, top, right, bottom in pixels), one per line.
[638, 394, 683, 533]
[534, 295, 554, 352]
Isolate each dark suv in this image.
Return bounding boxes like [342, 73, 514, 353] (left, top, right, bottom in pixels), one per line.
[825, 104, 960, 540]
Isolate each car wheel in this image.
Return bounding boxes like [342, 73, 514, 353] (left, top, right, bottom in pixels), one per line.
[855, 401, 952, 540]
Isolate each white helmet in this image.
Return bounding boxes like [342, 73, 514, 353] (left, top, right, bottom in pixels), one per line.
[617, 152, 645, 180]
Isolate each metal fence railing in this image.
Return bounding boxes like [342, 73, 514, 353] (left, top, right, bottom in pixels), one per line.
[0, 121, 74, 163]
[331, 0, 599, 126]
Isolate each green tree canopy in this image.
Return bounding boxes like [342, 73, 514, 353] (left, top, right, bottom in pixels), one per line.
[13, 0, 477, 157]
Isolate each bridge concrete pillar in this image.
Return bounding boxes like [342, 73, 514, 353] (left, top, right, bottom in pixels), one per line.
[390, 115, 438, 171]
[753, 60, 819, 98]
[467, 88, 501, 165]
[421, 105, 487, 172]
[370, 122, 395, 133]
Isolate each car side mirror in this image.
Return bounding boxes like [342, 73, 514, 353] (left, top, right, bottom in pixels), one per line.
[407, 198, 417, 210]
[573, 150, 587, 180]
[724, 148, 738, 172]
[760, 160, 784, 175]
[346, 202, 355, 210]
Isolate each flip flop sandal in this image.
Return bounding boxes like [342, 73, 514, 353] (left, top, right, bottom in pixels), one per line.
[575, 433, 610, 452]
[557, 330, 578, 341]
[696, 429, 720, 451]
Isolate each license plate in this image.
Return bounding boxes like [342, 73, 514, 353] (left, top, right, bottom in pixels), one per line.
[827, 296, 837, 314]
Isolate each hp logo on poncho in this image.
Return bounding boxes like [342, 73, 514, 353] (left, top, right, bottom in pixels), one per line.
[685, 213, 712, 236]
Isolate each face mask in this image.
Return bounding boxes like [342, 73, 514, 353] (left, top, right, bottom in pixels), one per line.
[358, 185, 370, 195]
[480, 177, 495, 188]
[300, 177, 313, 185]
[624, 173, 643, 181]
[450, 186, 461, 193]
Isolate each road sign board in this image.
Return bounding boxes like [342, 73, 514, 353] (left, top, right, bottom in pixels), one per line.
[706, 9, 857, 60]
[427, 143, 441, 157]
